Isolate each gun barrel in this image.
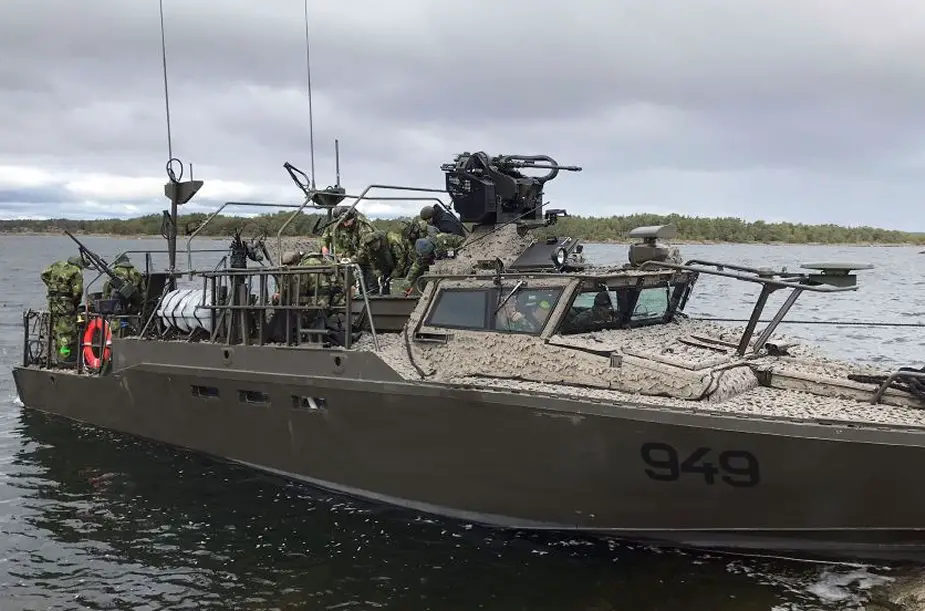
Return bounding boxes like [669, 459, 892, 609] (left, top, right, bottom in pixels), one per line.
[505, 162, 582, 171]
[63, 230, 133, 296]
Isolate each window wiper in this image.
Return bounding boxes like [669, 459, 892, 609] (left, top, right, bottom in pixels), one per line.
[494, 280, 525, 314]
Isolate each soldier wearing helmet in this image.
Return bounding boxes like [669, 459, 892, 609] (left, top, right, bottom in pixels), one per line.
[566, 290, 619, 333]
[102, 254, 145, 315]
[419, 204, 466, 237]
[319, 205, 383, 294]
[403, 231, 465, 294]
[40, 254, 88, 364]
[275, 249, 343, 309]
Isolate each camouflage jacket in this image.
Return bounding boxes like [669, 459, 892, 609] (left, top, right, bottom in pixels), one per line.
[41, 260, 83, 304]
[280, 253, 344, 306]
[360, 229, 395, 275]
[402, 218, 431, 244]
[103, 264, 145, 301]
[387, 231, 409, 278]
[320, 213, 376, 261]
[404, 232, 466, 289]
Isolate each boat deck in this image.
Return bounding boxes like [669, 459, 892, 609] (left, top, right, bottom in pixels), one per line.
[357, 324, 925, 430]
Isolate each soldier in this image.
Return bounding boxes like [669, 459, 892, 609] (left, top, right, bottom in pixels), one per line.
[319, 206, 381, 295]
[387, 230, 410, 280]
[498, 293, 554, 333]
[403, 232, 465, 295]
[276, 250, 344, 308]
[360, 230, 396, 294]
[420, 205, 466, 237]
[41, 255, 87, 363]
[270, 250, 346, 344]
[102, 254, 145, 313]
[319, 206, 375, 260]
[565, 290, 619, 333]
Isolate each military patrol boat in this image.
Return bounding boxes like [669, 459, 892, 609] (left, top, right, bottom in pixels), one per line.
[13, 150, 925, 564]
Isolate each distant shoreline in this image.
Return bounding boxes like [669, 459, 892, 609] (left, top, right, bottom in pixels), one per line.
[0, 230, 919, 247]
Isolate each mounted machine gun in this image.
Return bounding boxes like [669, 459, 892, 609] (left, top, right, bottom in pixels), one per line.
[440, 152, 581, 227]
[65, 231, 137, 303]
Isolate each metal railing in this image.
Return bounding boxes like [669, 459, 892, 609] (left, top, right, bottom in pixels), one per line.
[274, 183, 450, 263]
[85, 247, 228, 296]
[193, 261, 380, 351]
[640, 259, 864, 356]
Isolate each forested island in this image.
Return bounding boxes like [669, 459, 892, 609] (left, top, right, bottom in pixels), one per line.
[1, 212, 922, 245]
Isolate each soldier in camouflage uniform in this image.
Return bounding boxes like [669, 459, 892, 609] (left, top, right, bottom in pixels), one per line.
[360, 230, 396, 294]
[102, 255, 145, 314]
[403, 232, 466, 295]
[387, 231, 410, 280]
[319, 206, 383, 295]
[269, 250, 347, 344]
[403, 217, 430, 245]
[277, 250, 344, 308]
[41, 255, 87, 363]
[393, 218, 432, 289]
[319, 206, 374, 260]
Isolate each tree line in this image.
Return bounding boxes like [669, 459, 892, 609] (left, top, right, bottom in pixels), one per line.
[1, 211, 922, 244]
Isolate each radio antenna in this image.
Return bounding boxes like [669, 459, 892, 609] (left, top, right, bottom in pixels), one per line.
[335, 139, 341, 187]
[303, 0, 316, 189]
[158, 0, 173, 160]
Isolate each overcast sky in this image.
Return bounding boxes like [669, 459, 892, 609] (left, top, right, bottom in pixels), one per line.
[2, 0, 925, 229]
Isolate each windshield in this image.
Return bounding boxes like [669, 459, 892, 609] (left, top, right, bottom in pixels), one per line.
[493, 288, 561, 334]
[559, 284, 672, 335]
[630, 286, 670, 323]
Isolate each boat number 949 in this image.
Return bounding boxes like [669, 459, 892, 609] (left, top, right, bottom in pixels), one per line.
[640, 442, 760, 487]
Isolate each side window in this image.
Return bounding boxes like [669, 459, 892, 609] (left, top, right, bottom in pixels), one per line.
[630, 287, 669, 323]
[559, 289, 621, 335]
[493, 288, 562, 334]
[425, 289, 489, 330]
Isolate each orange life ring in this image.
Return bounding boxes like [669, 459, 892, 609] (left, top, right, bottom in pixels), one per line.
[82, 318, 112, 371]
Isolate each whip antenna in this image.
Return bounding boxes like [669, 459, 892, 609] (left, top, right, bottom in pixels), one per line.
[304, 0, 316, 189]
[158, 0, 173, 160]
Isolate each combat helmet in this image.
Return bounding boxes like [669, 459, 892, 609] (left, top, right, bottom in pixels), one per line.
[415, 237, 436, 258]
[281, 250, 303, 265]
[332, 205, 357, 221]
[420, 205, 434, 220]
[112, 254, 132, 268]
[67, 255, 88, 269]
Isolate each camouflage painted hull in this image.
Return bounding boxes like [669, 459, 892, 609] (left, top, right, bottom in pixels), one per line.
[13, 339, 925, 564]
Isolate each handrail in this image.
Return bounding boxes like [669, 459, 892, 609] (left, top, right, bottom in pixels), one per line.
[84, 247, 227, 295]
[275, 183, 449, 263]
[640, 259, 866, 355]
[639, 259, 861, 293]
[196, 261, 381, 351]
[185, 201, 306, 276]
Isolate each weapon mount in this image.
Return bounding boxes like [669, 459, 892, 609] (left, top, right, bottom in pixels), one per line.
[440, 152, 582, 228]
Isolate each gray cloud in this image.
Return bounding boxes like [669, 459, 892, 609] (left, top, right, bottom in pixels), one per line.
[1, 0, 924, 229]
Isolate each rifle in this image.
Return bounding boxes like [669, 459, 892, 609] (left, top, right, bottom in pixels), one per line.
[63, 231, 136, 301]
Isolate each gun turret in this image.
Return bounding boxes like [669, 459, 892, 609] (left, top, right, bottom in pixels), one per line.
[440, 152, 581, 227]
[63, 231, 136, 301]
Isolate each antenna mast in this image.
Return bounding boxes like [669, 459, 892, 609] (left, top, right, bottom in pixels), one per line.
[159, 0, 202, 288]
[158, 0, 173, 160]
[303, 0, 316, 189]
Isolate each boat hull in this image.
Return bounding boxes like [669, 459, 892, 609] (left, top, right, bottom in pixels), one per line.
[13, 342, 925, 563]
